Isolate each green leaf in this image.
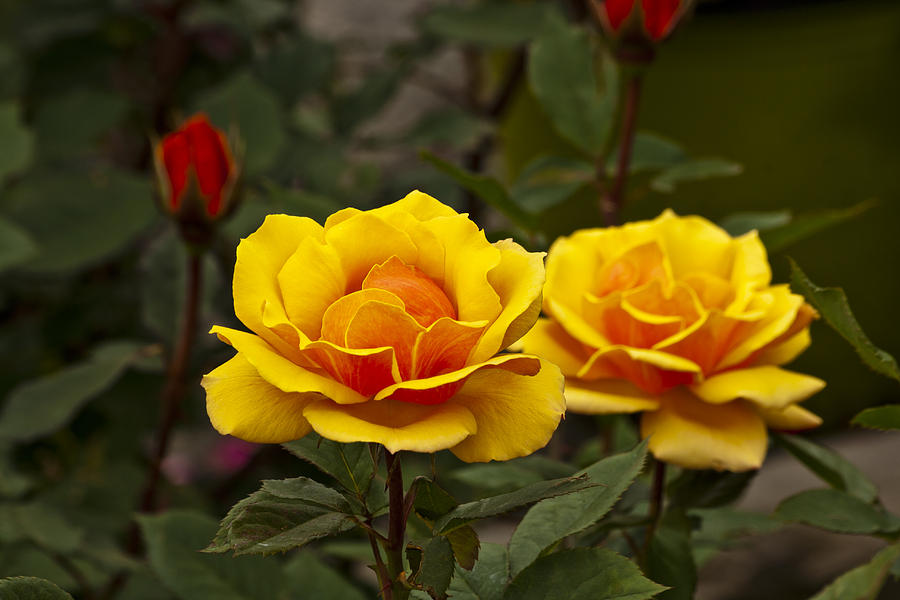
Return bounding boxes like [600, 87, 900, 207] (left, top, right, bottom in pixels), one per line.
[225, 183, 342, 241]
[775, 489, 900, 535]
[761, 200, 874, 253]
[448, 543, 508, 600]
[611, 133, 685, 175]
[412, 536, 454, 599]
[508, 440, 648, 576]
[789, 259, 900, 382]
[260, 477, 351, 512]
[0, 216, 36, 273]
[503, 548, 666, 600]
[411, 478, 480, 570]
[283, 435, 374, 500]
[852, 405, 900, 431]
[205, 488, 355, 556]
[0, 503, 84, 553]
[33, 89, 127, 160]
[0, 341, 145, 443]
[650, 158, 743, 193]
[510, 156, 594, 215]
[774, 433, 878, 502]
[0, 102, 34, 184]
[719, 210, 792, 237]
[690, 508, 781, 566]
[421, 3, 561, 47]
[139, 510, 283, 600]
[449, 454, 575, 495]
[646, 511, 695, 600]
[433, 475, 593, 535]
[0, 577, 73, 599]
[1, 170, 155, 274]
[420, 151, 532, 230]
[282, 550, 367, 600]
[405, 107, 492, 151]
[528, 20, 615, 155]
[196, 72, 286, 176]
[809, 543, 900, 600]
[666, 470, 758, 509]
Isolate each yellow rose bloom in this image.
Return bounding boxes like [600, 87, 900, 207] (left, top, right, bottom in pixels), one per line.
[201, 191, 565, 462]
[522, 210, 824, 471]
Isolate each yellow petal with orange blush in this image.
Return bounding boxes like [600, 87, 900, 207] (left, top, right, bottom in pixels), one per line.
[546, 296, 611, 349]
[421, 214, 503, 324]
[344, 300, 423, 380]
[362, 256, 456, 327]
[325, 212, 419, 290]
[202, 353, 314, 443]
[374, 353, 540, 404]
[413, 317, 487, 379]
[470, 238, 545, 362]
[210, 325, 368, 404]
[297, 340, 400, 398]
[303, 397, 477, 454]
[520, 318, 590, 377]
[544, 233, 604, 320]
[756, 404, 823, 431]
[450, 358, 566, 463]
[754, 329, 812, 366]
[320, 289, 404, 346]
[277, 236, 346, 339]
[564, 379, 660, 414]
[233, 214, 322, 354]
[691, 366, 825, 409]
[717, 286, 804, 370]
[578, 345, 702, 380]
[641, 388, 767, 471]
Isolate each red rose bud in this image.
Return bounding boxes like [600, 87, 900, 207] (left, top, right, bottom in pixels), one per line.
[593, 0, 689, 44]
[154, 113, 240, 223]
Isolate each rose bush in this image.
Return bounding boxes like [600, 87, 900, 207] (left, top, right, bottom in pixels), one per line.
[522, 210, 825, 471]
[202, 191, 565, 462]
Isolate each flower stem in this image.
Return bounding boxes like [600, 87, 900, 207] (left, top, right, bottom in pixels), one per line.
[384, 451, 410, 600]
[140, 250, 202, 513]
[600, 72, 643, 226]
[641, 459, 666, 567]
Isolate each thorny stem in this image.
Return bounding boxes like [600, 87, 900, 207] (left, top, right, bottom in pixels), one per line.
[384, 451, 410, 600]
[641, 459, 667, 567]
[599, 72, 643, 226]
[367, 518, 392, 599]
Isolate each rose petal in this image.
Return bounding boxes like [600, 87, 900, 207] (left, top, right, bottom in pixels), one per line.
[449, 358, 566, 463]
[756, 404, 823, 431]
[277, 236, 347, 339]
[302, 397, 477, 454]
[520, 318, 590, 377]
[564, 379, 660, 414]
[691, 366, 825, 410]
[325, 212, 419, 290]
[298, 340, 400, 398]
[202, 353, 315, 443]
[641, 388, 767, 472]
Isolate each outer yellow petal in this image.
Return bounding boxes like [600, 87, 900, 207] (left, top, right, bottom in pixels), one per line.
[325, 212, 419, 290]
[374, 353, 540, 401]
[210, 325, 367, 405]
[303, 398, 477, 454]
[471, 238, 545, 362]
[277, 237, 346, 339]
[545, 297, 610, 349]
[233, 214, 322, 354]
[372, 190, 459, 222]
[422, 214, 502, 323]
[754, 329, 812, 366]
[520, 318, 589, 377]
[641, 388, 767, 472]
[730, 230, 771, 289]
[543, 233, 603, 331]
[757, 404, 823, 431]
[579, 345, 702, 379]
[654, 211, 735, 280]
[450, 358, 566, 463]
[565, 379, 660, 414]
[202, 353, 315, 443]
[691, 366, 825, 409]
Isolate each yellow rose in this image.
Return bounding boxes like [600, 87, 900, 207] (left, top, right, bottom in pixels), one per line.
[522, 210, 824, 471]
[201, 191, 565, 462]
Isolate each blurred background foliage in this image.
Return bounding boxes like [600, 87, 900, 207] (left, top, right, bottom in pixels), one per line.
[0, 0, 898, 598]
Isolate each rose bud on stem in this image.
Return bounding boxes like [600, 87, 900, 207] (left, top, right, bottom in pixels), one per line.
[588, 0, 693, 225]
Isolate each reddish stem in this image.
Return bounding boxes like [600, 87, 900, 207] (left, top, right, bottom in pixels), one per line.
[601, 73, 643, 226]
